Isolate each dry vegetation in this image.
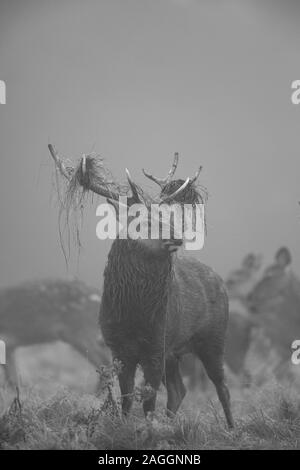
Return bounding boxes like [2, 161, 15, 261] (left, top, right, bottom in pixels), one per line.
[1, 363, 300, 450]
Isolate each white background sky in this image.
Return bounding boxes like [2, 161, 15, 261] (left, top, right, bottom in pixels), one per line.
[0, 0, 300, 288]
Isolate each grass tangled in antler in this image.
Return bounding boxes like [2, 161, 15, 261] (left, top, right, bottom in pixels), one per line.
[53, 154, 121, 265]
[161, 179, 208, 206]
[53, 153, 148, 265]
[160, 178, 208, 234]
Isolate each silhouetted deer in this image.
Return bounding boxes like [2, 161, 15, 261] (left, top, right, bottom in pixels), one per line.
[0, 279, 111, 387]
[225, 253, 262, 377]
[248, 247, 300, 375]
[49, 145, 234, 427]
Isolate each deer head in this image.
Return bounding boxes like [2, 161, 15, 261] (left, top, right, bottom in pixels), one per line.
[48, 145, 195, 256]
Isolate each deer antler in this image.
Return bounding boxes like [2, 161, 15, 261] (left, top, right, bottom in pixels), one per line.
[48, 144, 74, 180]
[190, 165, 203, 185]
[48, 144, 120, 200]
[125, 169, 141, 203]
[143, 153, 179, 187]
[160, 177, 190, 203]
[143, 153, 203, 189]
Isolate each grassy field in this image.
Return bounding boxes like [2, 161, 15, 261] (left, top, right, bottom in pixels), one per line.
[1, 360, 300, 450]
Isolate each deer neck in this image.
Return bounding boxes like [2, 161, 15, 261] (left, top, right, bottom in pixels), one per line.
[102, 239, 173, 321]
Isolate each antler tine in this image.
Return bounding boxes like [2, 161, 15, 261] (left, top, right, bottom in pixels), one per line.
[166, 152, 179, 183]
[190, 165, 203, 185]
[142, 152, 179, 188]
[81, 154, 87, 176]
[142, 169, 166, 187]
[126, 168, 141, 202]
[160, 177, 190, 203]
[48, 144, 73, 180]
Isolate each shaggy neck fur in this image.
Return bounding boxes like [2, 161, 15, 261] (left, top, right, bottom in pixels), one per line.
[102, 239, 173, 323]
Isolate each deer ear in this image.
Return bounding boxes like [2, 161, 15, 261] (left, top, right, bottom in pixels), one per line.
[275, 247, 292, 268]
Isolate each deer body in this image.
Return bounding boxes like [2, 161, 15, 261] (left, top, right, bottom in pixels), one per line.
[100, 239, 233, 426]
[248, 247, 300, 367]
[178, 253, 262, 387]
[224, 254, 262, 377]
[0, 279, 110, 387]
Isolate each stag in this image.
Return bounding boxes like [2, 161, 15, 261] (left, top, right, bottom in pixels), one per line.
[0, 278, 110, 387]
[48, 145, 234, 428]
[225, 253, 262, 377]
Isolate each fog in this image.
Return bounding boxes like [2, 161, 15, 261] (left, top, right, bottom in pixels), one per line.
[0, 0, 299, 288]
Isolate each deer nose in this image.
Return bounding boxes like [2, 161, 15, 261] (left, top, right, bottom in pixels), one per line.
[163, 238, 183, 253]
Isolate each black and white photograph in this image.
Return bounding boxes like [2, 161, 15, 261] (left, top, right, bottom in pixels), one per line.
[0, 0, 300, 456]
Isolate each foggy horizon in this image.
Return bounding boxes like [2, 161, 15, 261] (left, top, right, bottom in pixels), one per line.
[1, 0, 300, 289]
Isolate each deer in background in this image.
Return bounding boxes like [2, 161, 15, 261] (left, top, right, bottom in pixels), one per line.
[225, 253, 262, 378]
[247, 247, 300, 377]
[226, 253, 262, 301]
[49, 146, 234, 428]
[0, 279, 111, 388]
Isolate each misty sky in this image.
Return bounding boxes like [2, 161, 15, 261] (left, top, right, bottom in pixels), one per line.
[0, 0, 300, 289]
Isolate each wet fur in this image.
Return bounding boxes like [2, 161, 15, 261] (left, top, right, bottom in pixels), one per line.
[99, 239, 234, 427]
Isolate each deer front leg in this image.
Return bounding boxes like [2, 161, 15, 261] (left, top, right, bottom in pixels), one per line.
[117, 357, 138, 416]
[163, 354, 186, 417]
[141, 353, 164, 417]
